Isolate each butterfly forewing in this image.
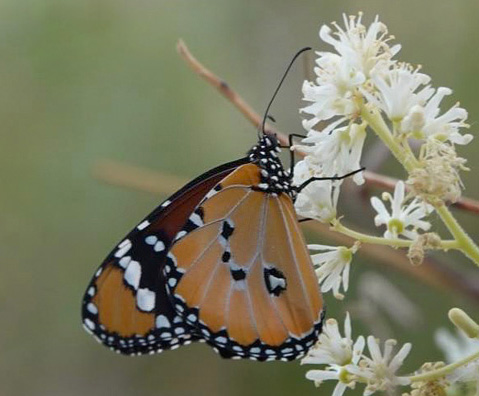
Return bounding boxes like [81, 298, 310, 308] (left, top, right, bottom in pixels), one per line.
[166, 162, 324, 361]
[82, 158, 248, 355]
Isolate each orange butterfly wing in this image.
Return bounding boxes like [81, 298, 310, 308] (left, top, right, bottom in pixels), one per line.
[82, 158, 248, 355]
[166, 163, 324, 361]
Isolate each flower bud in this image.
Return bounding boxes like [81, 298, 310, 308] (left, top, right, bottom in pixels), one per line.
[448, 308, 479, 338]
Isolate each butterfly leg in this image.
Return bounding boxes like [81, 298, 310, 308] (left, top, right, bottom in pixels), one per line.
[295, 167, 365, 193]
[278, 133, 307, 180]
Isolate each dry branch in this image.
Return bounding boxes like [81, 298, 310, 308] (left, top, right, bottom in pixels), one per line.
[177, 39, 479, 214]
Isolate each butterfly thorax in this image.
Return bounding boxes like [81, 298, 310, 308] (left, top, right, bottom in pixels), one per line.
[247, 135, 295, 198]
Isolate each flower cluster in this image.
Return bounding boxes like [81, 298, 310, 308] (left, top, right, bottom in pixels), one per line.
[303, 313, 411, 396]
[303, 310, 479, 396]
[294, 12, 474, 301]
[295, 13, 471, 217]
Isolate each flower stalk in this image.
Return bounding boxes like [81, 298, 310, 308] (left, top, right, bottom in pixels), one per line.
[408, 350, 479, 383]
[362, 108, 479, 266]
[360, 107, 420, 172]
[332, 220, 459, 250]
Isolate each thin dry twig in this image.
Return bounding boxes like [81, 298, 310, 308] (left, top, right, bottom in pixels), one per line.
[92, 159, 185, 195]
[363, 171, 479, 213]
[177, 39, 479, 214]
[177, 40, 276, 137]
[93, 162, 479, 301]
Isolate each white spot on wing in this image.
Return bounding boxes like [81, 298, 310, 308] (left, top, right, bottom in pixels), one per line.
[137, 288, 156, 311]
[156, 315, 171, 328]
[87, 303, 98, 315]
[161, 200, 171, 208]
[154, 240, 165, 252]
[115, 239, 132, 258]
[160, 332, 172, 339]
[175, 230, 187, 241]
[87, 286, 95, 297]
[205, 189, 217, 199]
[189, 212, 203, 227]
[124, 260, 141, 289]
[84, 318, 95, 331]
[118, 256, 131, 269]
[269, 274, 286, 290]
[145, 236, 158, 245]
[137, 220, 150, 230]
[233, 280, 246, 290]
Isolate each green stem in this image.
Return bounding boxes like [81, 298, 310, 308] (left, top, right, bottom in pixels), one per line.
[361, 108, 420, 172]
[333, 221, 459, 250]
[361, 107, 479, 266]
[408, 350, 479, 383]
[436, 205, 479, 264]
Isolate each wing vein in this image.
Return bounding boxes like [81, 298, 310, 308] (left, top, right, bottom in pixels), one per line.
[259, 195, 289, 335]
[182, 188, 254, 275]
[276, 196, 314, 323]
[243, 193, 269, 342]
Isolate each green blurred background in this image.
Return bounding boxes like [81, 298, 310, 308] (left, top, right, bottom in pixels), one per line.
[1, 0, 479, 395]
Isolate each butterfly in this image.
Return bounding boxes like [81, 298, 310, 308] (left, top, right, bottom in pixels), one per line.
[82, 47, 361, 361]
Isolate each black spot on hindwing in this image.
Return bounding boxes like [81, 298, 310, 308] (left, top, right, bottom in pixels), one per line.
[231, 268, 247, 281]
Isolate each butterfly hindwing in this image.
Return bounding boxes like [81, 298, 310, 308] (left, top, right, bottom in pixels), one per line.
[82, 158, 248, 355]
[166, 159, 324, 361]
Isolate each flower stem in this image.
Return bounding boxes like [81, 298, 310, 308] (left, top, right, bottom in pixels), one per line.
[436, 205, 479, 265]
[361, 108, 420, 172]
[408, 350, 479, 383]
[362, 106, 479, 266]
[332, 221, 458, 250]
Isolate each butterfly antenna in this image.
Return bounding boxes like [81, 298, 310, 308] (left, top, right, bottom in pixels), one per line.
[260, 46, 312, 136]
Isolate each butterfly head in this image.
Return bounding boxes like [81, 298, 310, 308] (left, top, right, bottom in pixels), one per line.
[248, 135, 295, 198]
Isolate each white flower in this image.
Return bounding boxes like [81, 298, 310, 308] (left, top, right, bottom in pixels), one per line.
[301, 55, 364, 129]
[293, 160, 340, 223]
[363, 63, 433, 121]
[301, 13, 400, 130]
[300, 122, 367, 185]
[348, 336, 412, 395]
[435, 328, 479, 386]
[303, 313, 365, 396]
[319, 13, 400, 77]
[370, 181, 433, 239]
[309, 244, 356, 300]
[402, 87, 472, 145]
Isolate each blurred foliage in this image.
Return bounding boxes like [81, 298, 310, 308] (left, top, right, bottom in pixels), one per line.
[1, 1, 479, 395]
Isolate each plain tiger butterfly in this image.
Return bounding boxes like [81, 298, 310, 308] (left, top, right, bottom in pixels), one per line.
[82, 47, 362, 361]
